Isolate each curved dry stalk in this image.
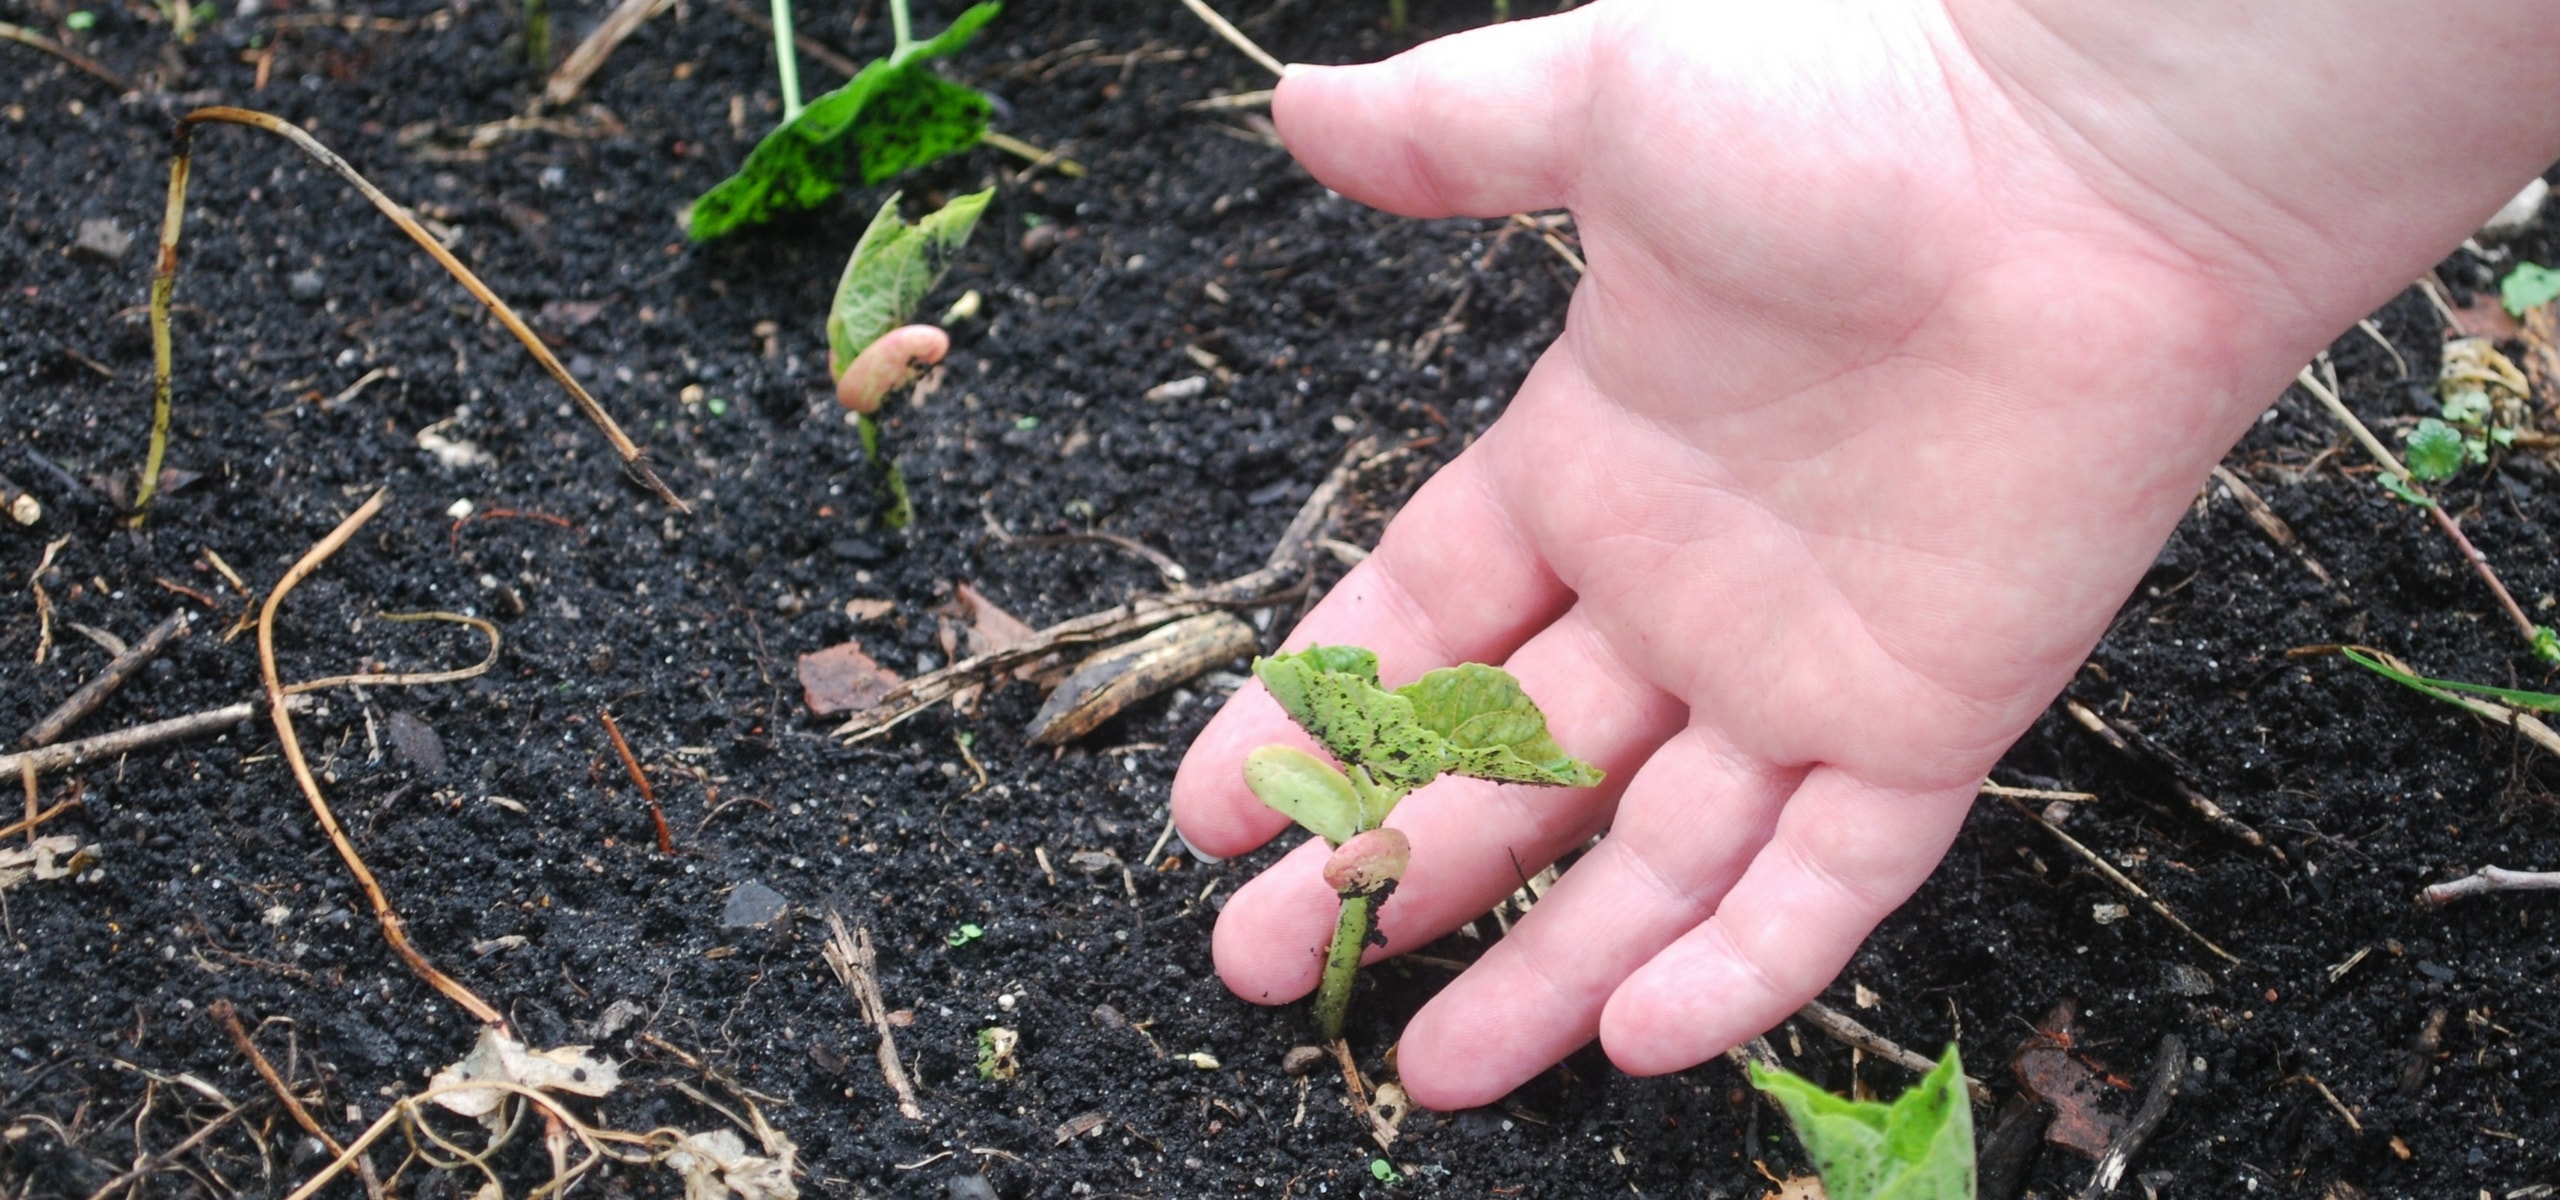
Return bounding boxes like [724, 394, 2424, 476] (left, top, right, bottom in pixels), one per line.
[257, 488, 508, 1031]
[286, 1079, 694, 1200]
[139, 108, 682, 522]
[282, 611, 500, 693]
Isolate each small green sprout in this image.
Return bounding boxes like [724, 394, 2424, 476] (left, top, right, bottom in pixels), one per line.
[946, 922, 985, 947]
[827, 188, 988, 529]
[65, 10, 96, 28]
[975, 1026, 1019, 1080]
[2404, 417, 2470, 482]
[2345, 644, 2560, 699]
[2500, 261, 2560, 317]
[1241, 646, 1600, 1040]
[1749, 1045, 1976, 1200]
[1369, 1159, 1404, 1185]
[687, 0, 1000, 240]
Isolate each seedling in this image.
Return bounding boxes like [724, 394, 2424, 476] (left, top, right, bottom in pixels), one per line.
[2500, 261, 2560, 317]
[687, 0, 1000, 240]
[826, 188, 991, 528]
[1240, 646, 1601, 1041]
[1749, 1045, 1976, 1200]
[946, 922, 985, 947]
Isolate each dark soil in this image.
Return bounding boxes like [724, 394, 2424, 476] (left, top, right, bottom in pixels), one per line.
[6, 0, 2560, 1195]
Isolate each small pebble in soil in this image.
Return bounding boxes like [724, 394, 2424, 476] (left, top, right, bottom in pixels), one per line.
[946, 1175, 997, 1200]
[71, 217, 132, 263]
[719, 880, 790, 929]
[1279, 1045, 1327, 1077]
[287, 269, 324, 301]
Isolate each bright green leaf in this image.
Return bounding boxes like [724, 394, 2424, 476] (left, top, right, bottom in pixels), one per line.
[826, 188, 990, 368]
[1250, 647, 1603, 797]
[1242, 745, 1364, 846]
[2342, 647, 2560, 712]
[685, 3, 1000, 240]
[1370, 1159, 1403, 1185]
[946, 922, 985, 947]
[1749, 1046, 1976, 1200]
[2500, 261, 2560, 317]
[65, 10, 96, 28]
[2404, 418, 2469, 481]
[1400, 663, 1607, 788]
[2377, 472, 2435, 508]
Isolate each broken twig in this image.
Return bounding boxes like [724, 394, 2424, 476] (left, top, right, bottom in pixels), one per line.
[20, 610, 190, 749]
[1794, 1000, 1992, 1107]
[542, 0, 675, 104]
[2080, 1035, 2189, 1198]
[2422, 864, 2560, 906]
[2002, 795, 2239, 964]
[2062, 699, 2286, 867]
[822, 910, 924, 1120]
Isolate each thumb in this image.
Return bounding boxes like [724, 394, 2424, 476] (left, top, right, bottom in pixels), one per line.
[1274, 9, 1598, 219]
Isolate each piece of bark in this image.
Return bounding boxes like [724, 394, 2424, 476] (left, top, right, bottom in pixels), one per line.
[1027, 613, 1255, 746]
[1978, 1093, 2053, 1200]
[2081, 1035, 2190, 1198]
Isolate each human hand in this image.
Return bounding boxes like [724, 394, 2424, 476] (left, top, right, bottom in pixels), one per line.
[1173, 0, 2560, 1108]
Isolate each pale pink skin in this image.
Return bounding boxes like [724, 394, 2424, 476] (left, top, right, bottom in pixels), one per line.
[833, 324, 949, 413]
[1173, 0, 2560, 1109]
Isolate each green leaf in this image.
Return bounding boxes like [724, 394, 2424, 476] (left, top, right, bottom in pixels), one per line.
[2501, 261, 2560, 317]
[2341, 647, 2560, 712]
[2440, 389, 2493, 427]
[1399, 663, 1607, 788]
[2376, 472, 2435, 508]
[827, 188, 992, 368]
[1242, 746, 1364, 845]
[685, 2, 1000, 240]
[1251, 647, 1603, 795]
[64, 10, 95, 29]
[1749, 1046, 1976, 1200]
[1369, 1159, 1404, 1185]
[2404, 418, 2469, 482]
[946, 922, 985, 947]
[2538, 626, 2560, 666]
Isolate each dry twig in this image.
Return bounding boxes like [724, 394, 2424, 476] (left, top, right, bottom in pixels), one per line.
[542, 0, 676, 105]
[20, 610, 190, 749]
[2002, 795, 2240, 965]
[1174, 0, 1286, 77]
[211, 1000, 387, 1200]
[822, 909, 925, 1120]
[2421, 864, 2560, 906]
[0, 699, 302, 780]
[2061, 700, 2285, 866]
[2081, 1035, 2189, 1198]
[832, 437, 1382, 741]
[0, 20, 133, 91]
[1793, 1000, 1992, 1106]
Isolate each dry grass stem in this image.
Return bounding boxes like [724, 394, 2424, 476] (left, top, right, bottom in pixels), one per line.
[257, 488, 508, 1030]
[822, 909, 926, 1120]
[20, 610, 191, 749]
[1793, 1000, 1992, 1106]
[2003, 794, 2240, 964]
[542, 0, 675, 104]
[1174, 0, 1286, 78]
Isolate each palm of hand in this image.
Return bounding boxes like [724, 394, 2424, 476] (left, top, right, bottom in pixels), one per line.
[1174, 0, 2288, 1108]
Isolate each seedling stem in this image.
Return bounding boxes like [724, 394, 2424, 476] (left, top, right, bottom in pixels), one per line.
[769, 0, 803, 117]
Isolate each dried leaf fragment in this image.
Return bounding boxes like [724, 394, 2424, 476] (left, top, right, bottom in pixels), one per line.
[798, 641, 906, 717]
[428, 1027, 621, 1134]
[0, 836, 96, 891]
[665, 1128, 799, 1200]
[1027, 612, 1256, 746]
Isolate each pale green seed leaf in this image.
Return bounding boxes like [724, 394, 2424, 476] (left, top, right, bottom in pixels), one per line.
[2500, 261, 2560, 317]
[1242, 745, 1364, 846]
[1749, 1045, 1975, 1200]
[827, 188, 992, 369]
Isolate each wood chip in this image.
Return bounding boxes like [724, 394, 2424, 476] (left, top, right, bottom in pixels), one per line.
[1026, 612, 1256, 746]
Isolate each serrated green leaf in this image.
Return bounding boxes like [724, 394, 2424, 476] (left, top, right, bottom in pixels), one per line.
[2501, 261, 2560, 317]
[1251, 647, 1603, 796]
[685, 3, 1000, 240]
[2376, 472, 2435, 508]
[826, 188, 991, 367]
[1400, 663, 1606, 788]
[1242, 746, 1364, 845]
[2440, 389, 2493, 426]
[2404, 418, 2469, 481]
[1749, 1046, 1975, 1200]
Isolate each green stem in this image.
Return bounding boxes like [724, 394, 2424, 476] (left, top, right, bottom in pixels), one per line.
[888, 0, 914, 58]
[769, 0, 802, 119]
[1313, 891, 1375, 1042]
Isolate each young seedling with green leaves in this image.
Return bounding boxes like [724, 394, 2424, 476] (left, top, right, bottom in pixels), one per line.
[1750, 1046, 1976, 1200]
[824, 187, 990, 527]
[1240, 646, 1601, 1041]
[688, 0, 1000, 240]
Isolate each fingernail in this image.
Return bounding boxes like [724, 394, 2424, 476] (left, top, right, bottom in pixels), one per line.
[1177, 830, 1227, 864]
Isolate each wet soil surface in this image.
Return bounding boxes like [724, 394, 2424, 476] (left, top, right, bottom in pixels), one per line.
[6, 0, 2560, 1195]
